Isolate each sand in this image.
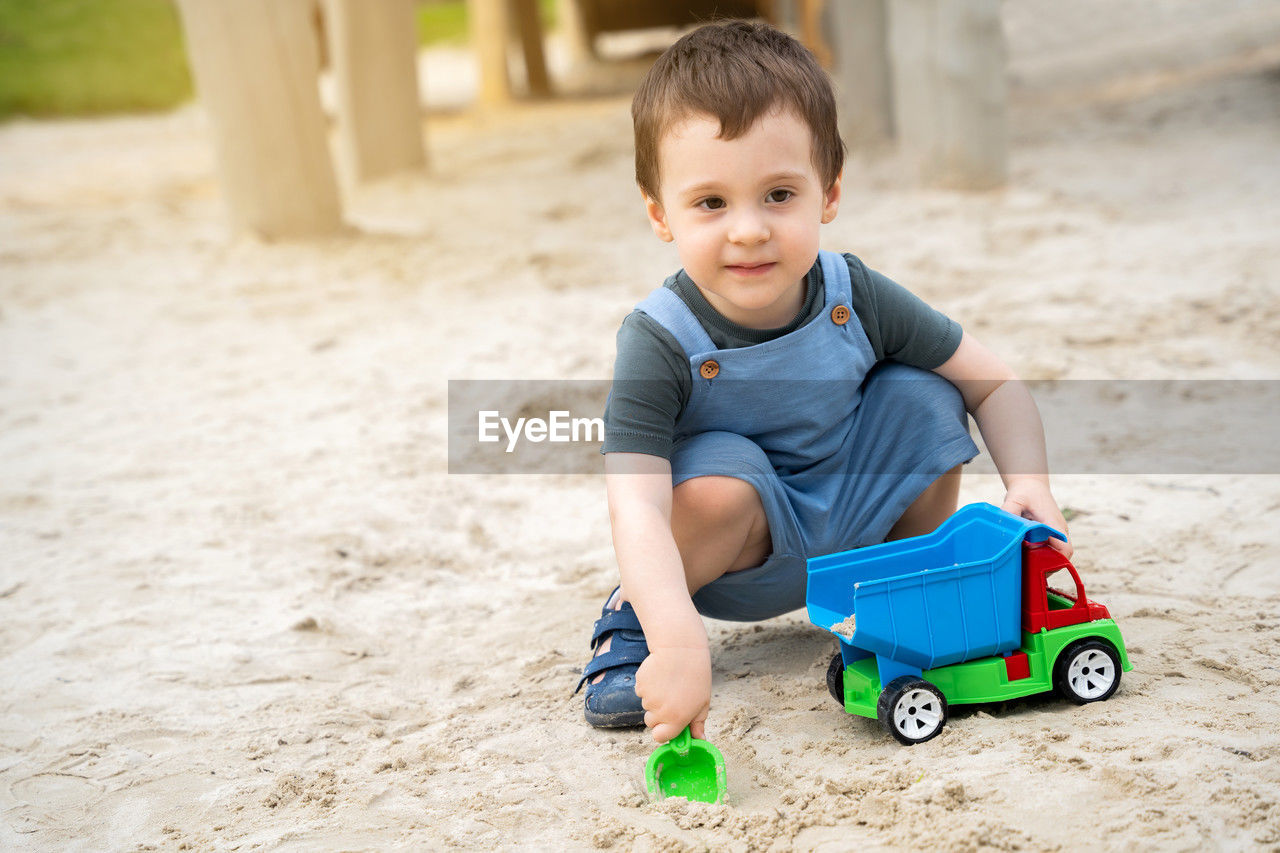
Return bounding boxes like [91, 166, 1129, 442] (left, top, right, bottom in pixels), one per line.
[3, 12, 1280, 852]
[830, 617, 856, 642]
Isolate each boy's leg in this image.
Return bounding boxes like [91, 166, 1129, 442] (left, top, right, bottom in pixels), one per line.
[669, 475, 771, 592]
[886, 464, 963, 541]
[609, 464, 957, 615]
[599, 461, 957, 640]
[591, 475, 769, 683]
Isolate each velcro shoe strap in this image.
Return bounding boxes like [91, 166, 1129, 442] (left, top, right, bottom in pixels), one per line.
[574, 643, 650, 693]
[589, 605, 643, 647]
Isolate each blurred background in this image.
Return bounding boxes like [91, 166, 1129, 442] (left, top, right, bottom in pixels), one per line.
[5, 0, 1278, 235]
[5, 1, 1278, 119]
[0, 0, 554, 118]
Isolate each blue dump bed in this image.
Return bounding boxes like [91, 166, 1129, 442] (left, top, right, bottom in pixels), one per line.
[807, 503, 1063, 671]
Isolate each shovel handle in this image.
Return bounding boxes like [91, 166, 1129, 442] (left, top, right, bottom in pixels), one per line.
[668, 726, 692, 756]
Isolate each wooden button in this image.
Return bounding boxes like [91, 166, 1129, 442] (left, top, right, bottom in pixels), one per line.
[699, 360, 720, 379]
[831, 305, 851, 326]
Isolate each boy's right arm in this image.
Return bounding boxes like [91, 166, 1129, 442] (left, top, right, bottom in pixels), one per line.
[604, 452, 711, 743]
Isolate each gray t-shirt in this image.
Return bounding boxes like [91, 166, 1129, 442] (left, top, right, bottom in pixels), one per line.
[603, 253, 962, 458]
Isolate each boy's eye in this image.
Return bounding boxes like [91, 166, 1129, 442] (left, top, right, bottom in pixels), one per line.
[697, 197, 725, 211]
[767, 189, 794, 203]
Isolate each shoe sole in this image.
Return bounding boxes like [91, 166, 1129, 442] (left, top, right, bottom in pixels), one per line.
[585, 707, 645, 728]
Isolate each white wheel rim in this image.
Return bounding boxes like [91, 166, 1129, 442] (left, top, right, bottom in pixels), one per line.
[1067, 649, 1115, 699]
[893, 688, 943, 739]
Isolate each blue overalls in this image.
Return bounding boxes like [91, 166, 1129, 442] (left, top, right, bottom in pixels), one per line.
[634, 250, 979, 621]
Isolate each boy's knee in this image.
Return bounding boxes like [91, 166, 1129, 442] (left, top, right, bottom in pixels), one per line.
[673, 475, 761, 523]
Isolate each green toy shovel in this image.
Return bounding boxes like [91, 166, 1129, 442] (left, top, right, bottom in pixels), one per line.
[644, 726, 727, 804]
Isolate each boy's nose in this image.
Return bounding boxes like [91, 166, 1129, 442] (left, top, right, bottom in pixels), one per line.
[727, 211, 769, 245]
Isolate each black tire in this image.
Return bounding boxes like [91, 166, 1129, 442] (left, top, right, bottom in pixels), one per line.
[1053, 639, 1121, 705]
[877, 676, 948, 745]
[826, 652, 845, 705]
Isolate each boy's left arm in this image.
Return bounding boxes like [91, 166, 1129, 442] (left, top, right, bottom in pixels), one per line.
[933, 332, 1073, 557]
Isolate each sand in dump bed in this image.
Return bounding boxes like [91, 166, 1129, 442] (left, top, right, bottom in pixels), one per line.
[4, 9, 1280, 851]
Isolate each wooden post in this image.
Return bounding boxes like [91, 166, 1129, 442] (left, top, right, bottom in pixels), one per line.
[888, 0, 1007, 188]
[827, 0, 893, 147]
[937, 0, 1006, 188]
[797, 0, 834, 69]
[324, 0, 427, 182]
[175, 0, 343, 238]
[556, 0, 597, 66]
[469, 0, 551, 104]
[513, 0, 551, 97]
[469, 0, 513, 104]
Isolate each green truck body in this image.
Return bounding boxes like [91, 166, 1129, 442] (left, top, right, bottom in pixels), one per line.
[836, 618, 1132, 720]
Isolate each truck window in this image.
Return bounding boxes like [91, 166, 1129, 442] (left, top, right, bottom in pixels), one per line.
[1045, 568, 1080, 610]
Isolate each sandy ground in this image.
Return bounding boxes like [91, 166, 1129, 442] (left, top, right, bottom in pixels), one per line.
[4, 13, 1280, 852]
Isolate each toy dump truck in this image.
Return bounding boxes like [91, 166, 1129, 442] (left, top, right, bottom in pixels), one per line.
[807, 503, 1131, 745]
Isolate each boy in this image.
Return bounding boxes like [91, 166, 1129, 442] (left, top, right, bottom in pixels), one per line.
[576, 21, 1069, 744]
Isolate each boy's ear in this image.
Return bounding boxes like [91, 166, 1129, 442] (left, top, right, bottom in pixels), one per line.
[642, 191, 674, 242]
[821, 170, 843, 224]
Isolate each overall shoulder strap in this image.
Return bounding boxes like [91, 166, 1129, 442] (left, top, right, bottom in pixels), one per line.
[818, 250, 851, 307]
[635, 285, 717, 358]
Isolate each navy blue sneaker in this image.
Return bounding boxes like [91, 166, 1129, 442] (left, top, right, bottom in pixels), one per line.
[574, 589, 648, 727]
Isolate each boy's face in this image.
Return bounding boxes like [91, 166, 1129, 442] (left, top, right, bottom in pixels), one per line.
[643, 108, 841, 329]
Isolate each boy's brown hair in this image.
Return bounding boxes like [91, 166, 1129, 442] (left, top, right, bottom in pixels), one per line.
[632, 20, 845, 200]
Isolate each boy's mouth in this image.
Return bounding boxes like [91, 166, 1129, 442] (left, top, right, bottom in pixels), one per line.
[724, 261, 777, 277]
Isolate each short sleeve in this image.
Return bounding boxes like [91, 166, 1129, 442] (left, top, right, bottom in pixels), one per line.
[846, 254, 963, 369]
[601, 311, 690, 458]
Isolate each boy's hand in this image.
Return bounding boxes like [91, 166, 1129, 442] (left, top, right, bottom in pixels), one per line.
[635, 645, 711, 743]
[1002, 478, 1073, 558]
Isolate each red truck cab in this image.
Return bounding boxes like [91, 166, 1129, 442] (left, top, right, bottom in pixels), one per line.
[1021, 541, 1112, 633]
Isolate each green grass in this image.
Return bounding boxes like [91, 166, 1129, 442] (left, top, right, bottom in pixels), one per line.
[416, 0, 470, 46]
[0, 0, 557, 120]
[416, 0, 556, 47]
[0, 0, 192, 118]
